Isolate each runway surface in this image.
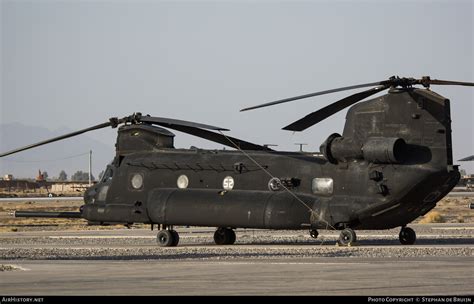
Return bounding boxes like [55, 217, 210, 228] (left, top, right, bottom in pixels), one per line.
[1, 224, 473, 295]
[2, 257, 473, 295]
[447, 192, 474, 197]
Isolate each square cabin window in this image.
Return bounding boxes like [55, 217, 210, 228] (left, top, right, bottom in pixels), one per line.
[312, 178, 333, 195]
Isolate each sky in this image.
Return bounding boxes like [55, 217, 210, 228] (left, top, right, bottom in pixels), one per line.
[1, 0, 473, 176]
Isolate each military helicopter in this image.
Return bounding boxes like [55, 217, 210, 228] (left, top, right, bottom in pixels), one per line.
[2, 76, 473, 247]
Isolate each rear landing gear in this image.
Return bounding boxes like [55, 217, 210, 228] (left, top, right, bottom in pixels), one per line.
[157, 229, 180, 247]
[214, 228, 236, 245]
[170, 230, 180, 246]
[399, 226, 416, 245]
[338, 228, 357, 246]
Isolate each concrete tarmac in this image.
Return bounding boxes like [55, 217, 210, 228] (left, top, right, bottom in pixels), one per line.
[1, 257, 473, 295]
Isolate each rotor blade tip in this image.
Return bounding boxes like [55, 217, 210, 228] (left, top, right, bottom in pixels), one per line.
[282, 127, 299, 132]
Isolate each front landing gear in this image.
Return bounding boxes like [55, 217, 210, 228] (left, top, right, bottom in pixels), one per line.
[338, 228, 357, 246]
[309, 229, 319, 239]
[157, 229, 180, 247]
[399, 226, 416, 245]
[214, 228, 236, 245]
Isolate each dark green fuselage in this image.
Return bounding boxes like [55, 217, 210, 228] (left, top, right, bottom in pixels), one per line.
[83, 88, 460, 231]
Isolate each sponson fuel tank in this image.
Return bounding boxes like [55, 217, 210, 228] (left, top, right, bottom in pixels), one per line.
[146, 189, 316, 229]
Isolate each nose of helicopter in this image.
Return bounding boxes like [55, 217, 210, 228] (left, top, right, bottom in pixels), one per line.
[83, 186, 97, 204]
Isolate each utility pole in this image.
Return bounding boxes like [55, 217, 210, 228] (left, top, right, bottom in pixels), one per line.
[294, 143, 308, 152]
[88, 150, 92, 186]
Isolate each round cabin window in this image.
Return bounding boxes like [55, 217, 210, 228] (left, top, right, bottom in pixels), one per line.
[177, 175, 189, 189]
[131, 173, 144, 189]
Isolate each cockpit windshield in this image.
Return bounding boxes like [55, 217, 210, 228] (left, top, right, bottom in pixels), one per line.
[101, 165, 114, 183]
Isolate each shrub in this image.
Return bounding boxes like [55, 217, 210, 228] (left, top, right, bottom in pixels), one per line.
[420, 211, 445, 224]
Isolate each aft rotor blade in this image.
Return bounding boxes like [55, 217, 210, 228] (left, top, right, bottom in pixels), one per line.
[459, 155, 474, 161]
[424, 79, 474, 86]
[0, 121, 113, 158]
[140, 116, 229, 131]
[283, 85, 389, 131]
[161, 125, 273, 151]
[240, 81, 385, 112]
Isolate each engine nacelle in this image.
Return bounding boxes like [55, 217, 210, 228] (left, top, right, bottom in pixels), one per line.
[320, 133, 407, 164]
[362, 137, 407, 164]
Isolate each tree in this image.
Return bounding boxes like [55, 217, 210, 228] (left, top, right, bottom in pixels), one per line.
[71, 171, 95, 182]
[71, 171, 84, 181]
[58, 170, 68, 181]
[42, 171, 49, 180]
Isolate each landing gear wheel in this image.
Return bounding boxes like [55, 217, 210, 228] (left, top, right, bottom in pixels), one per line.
[157, 230, 179, 247]
[214, 228, 236, 245]
[399, 227, 416, 245]
[228, 229, 236, 245]
[310, 229, 319, 239]
[170, 230, 180, 247]
[338, 228, 357, 246]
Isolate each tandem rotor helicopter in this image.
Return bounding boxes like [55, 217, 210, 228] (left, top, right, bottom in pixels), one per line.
[2, 76, 473, 247]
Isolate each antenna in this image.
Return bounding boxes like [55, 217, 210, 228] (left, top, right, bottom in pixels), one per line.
[88, 150, 92, 186]
[294, 143, 308, 152]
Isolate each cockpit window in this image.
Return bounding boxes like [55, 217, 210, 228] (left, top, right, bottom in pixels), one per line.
[97, 185, 109, 201]
[101, 166, 114, 183]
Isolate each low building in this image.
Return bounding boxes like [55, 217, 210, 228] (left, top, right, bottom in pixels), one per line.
[0, 179, 39, 191]
[50, 181, 92, 193]
[0, 179, 95, 194]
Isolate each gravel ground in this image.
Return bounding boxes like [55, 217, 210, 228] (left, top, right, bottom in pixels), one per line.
[1, 224, 473, 260]
[1, 245, 472, 260]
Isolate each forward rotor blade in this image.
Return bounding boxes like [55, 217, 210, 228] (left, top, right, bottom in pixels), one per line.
[161, 125, 273, 151]
[0, 121, 113, 158]
[240, 81, 385, 112]
[283, 85, 389, 131]
[140, 116, 229, 131]
[424, 79, 474, 86]
[140, 116, 269, 150]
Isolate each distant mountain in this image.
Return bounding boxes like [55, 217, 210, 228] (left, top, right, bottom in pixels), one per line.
[0, 123, 114, 179]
